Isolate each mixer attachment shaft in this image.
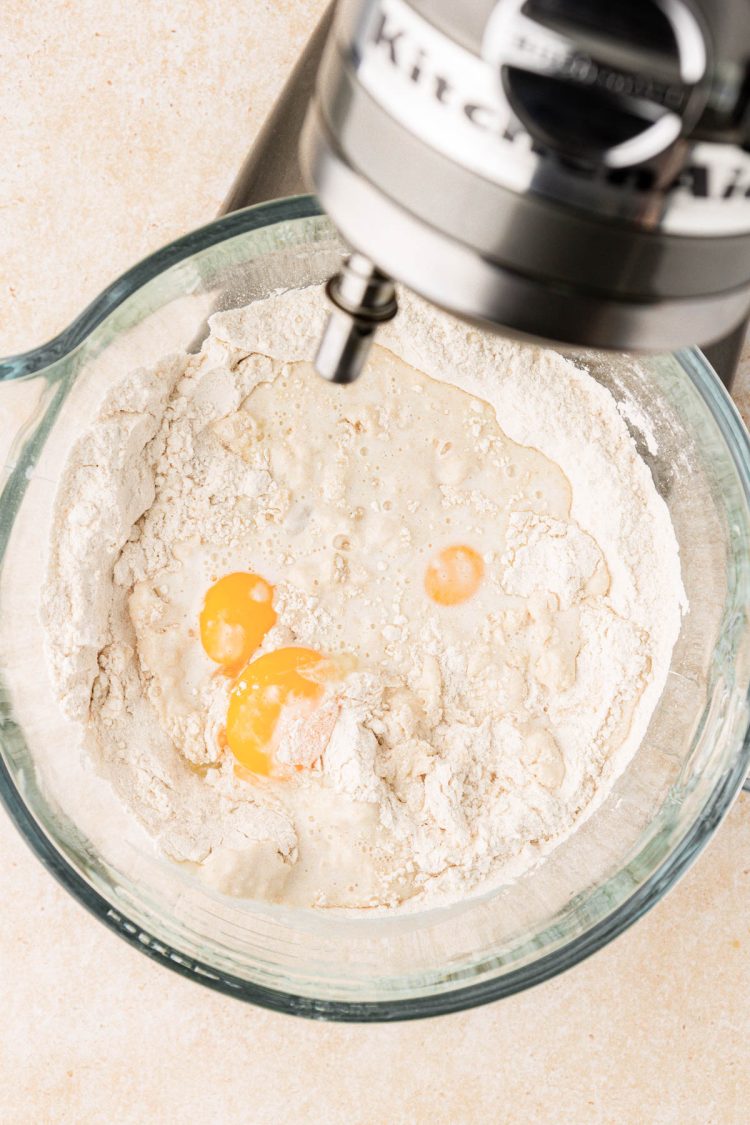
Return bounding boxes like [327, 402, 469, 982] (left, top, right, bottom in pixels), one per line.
[314, 253, 398, 384]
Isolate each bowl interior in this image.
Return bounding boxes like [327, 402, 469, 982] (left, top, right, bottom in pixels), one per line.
[1, 201, 749, 1019]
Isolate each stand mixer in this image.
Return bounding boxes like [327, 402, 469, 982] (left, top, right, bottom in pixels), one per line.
[225, 0, 750, 386]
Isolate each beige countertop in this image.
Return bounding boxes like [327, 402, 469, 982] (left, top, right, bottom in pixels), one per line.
[1, 3, 749, 1122]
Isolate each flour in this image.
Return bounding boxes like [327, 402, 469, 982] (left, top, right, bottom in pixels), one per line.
[42, 286, 686, 910]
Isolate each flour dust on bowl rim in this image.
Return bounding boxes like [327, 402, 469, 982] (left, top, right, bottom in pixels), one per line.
[0, 197, 749, 1021]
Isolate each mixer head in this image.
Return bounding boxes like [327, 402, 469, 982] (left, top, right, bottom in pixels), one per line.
[301, 0, 750, 382]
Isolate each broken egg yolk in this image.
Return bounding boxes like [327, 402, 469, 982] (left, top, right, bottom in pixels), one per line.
[199, 572, 276, 671]
[226, 647, 335, 775]
[424, 545, 484, 606]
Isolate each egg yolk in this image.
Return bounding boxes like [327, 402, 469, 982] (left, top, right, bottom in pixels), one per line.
[226, 647, 335, 775]
[199, 572, 276, 671]
[424, 545, 484, 605]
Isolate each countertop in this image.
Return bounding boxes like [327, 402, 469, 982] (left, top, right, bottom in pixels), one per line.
[1, 3, 749, 1122]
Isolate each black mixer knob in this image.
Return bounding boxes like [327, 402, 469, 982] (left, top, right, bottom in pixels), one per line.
[482, 0, 710, 166]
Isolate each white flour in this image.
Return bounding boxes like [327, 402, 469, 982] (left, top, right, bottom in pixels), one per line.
[42, 286, 686, 910]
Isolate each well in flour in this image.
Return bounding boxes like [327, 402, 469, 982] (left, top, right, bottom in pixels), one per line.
[42, 286, 685, 910]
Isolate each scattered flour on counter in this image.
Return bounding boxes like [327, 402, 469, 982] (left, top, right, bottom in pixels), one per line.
[41, 286, 686, 911]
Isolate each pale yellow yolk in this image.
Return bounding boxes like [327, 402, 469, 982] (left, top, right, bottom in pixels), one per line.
[424, 545, 484, 606]
[226, 647, 336, 775]
[200, 572, 276, 672]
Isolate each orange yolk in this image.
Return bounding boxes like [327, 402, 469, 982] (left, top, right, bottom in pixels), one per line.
[226, 647, 335, 775]
[424, 545, 484, 606]
[199, 572, 276, 671]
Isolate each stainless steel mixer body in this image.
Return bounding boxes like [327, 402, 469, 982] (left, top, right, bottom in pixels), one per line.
[297, 0, 750, 382]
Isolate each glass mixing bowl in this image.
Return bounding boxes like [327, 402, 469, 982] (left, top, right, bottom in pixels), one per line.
[1, 197, 750, 1021]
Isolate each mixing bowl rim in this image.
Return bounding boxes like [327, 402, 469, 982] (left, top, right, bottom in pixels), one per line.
[1, 196, 750, 1021]
[0, 196, 323, 383]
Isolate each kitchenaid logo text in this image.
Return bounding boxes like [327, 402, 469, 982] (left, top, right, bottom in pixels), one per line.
[369, 12, 522, 143]
[365, 10, 750, 203]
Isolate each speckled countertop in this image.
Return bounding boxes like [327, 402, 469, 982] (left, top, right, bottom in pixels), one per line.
[1, 3, 750, 1122]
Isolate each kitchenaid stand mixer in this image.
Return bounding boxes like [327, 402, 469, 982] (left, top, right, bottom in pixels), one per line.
[224, 0, 750, 387]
